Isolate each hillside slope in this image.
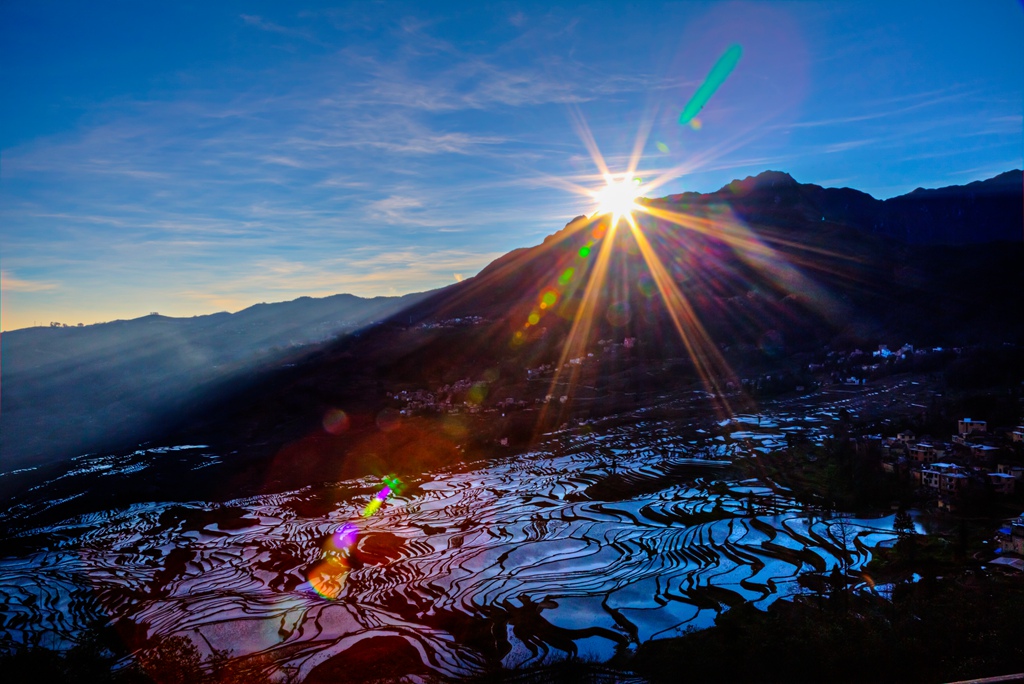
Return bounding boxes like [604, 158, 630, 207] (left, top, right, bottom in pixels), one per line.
[0, 291, 431, 468]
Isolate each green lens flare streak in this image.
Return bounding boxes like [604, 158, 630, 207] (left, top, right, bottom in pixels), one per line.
[679, 44, 743, 125]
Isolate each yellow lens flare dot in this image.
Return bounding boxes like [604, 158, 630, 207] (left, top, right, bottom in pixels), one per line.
[362, 498, 383, 518]
[528, 313, 540, 325]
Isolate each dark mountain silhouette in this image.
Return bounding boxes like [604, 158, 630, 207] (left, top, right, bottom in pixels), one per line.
[679, 168, 1023, 244]
[0, 291, 431, 470]
[2, 170, 1020, 524]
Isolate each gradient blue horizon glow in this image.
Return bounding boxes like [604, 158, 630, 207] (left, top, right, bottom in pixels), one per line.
[1, 1, 1021, 331]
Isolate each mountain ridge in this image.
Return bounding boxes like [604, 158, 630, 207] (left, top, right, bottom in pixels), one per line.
[2, 169, 1020, 481]
[657, 168, 1022, 245]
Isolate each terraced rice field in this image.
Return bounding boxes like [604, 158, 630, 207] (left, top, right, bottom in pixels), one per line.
[0, 415, 902, 680]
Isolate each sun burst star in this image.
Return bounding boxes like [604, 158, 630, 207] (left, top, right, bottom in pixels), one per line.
[592, 176, 642, 221]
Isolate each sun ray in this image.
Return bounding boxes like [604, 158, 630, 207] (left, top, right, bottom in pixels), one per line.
[635, 203, 849, 324]
[520, 169, 618, 203]
[537, 216, 621, 431]
[568, 106, 612, 181]
[625, 214, 737, 415]
[631, 119, 778, 197]
[625, 107, 657, 179]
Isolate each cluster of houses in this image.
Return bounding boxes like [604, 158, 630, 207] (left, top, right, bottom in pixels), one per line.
[808, 343, 954, 385]
[387, 378, 485, 415]
[417, 315, 484, 330]
[881, 418, 1024, 511]
[997, 514, 1024, 559]
[388, 376, 541, 416]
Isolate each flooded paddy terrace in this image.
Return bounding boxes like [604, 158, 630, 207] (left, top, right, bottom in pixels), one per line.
[0, 409, 904, 680]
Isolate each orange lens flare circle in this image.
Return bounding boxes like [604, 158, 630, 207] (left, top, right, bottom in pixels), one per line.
[322, 408, 351, 435]
[309, 556, 350, 599]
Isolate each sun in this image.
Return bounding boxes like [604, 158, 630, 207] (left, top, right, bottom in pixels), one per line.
[592, 176, 642, 219]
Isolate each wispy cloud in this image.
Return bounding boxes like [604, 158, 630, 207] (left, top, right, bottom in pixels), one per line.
[366, 195, 442, 227]
[1, 271, 60, 292]
[240, 14, 321, 44]
[821, 138, 880, 154]
[775, 88, 978, 132]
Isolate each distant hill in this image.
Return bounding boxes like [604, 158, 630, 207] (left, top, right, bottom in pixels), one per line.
[0, 292, 431, 469]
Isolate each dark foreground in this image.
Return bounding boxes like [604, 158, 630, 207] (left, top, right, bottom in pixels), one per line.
[5, 572, 1024, 683]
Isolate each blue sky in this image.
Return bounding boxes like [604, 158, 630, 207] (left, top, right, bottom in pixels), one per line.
[1, 1, 1021, 331]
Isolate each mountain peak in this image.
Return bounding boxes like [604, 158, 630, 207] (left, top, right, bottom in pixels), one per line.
[718, 170, 798, 195]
